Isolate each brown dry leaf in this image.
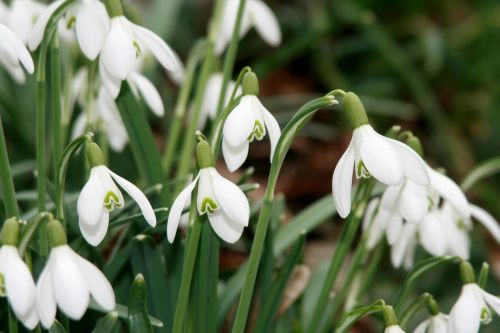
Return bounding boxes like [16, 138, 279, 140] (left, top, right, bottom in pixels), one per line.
[277, 265, 312, 317]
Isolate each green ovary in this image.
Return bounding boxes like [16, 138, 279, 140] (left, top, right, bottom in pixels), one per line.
[104, 191, 123, 211]
[200, 197, 218, 214]
[356, 160, 371, 179]
[247, 120, 266, 142]
[0, 273, 5, 297]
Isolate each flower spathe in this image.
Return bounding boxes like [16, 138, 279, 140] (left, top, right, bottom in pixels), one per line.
[414, 313, 448, 333]
[0, 23, 34, 83]
[448, 283, 500, 333]
[36, 244, 115, 328]
[215, 0, 281, 54]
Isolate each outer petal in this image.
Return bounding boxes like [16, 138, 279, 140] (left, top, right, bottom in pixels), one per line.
[128, 72, 164, 116]
[75, 0, 109, 60]
[102, 17, 136, 80]
[222, 139, 249, 172]
[96, 88, 128, 151]
[429, 168, 470, 220]
[74, 255, 115, 311]
[0, 23, 34, 73]
[99, 56, 122, 98]
[79, 210, 109, 246]
[470, 204, 500, 243]
[399, 181, 428, 224]
[386, 214, 403, 246]
[260, 101, 281, 161]
[362, 197, 379, 232]
[210, 168, 250, 226]
[332, 139, 355, 218]
[430, 314, 448, 333]
[442, 214, 469, 259]
[28, 0, 66, 51]
[107, 168, 157, 227]
[52, 246, 90, 320]
[167, 175, 199, 243]
[223, 95, 257, 147]
[36, 262, 57, 328]
[17, 305, 38, 329]
[414, 319, 430, 333]
[248, 0, 281, 46]
[207, 210, 245, 243]
[387, 138, 430, 186]
[4, 247, 36, 317]
[391, 223, 417, 268]
[77, 167, 106, 226]
[418, 212, 447, 256]
[448, 284, 481, 333]
[131, 21, 179, 72]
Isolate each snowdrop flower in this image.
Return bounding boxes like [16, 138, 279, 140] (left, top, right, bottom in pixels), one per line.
[383, 305, 406, 333]
[77, 143, 156, 245]
[0, 218, 38, 329]
[36, 219, 115, 328]
[333, 93, 430, 218]
[448, 262, 500, 333]
[222, 71, 281, 172]
[29, 0, 110, 60]
[414, 313, 448, 333]
[386, 326, 406, 333]
[4, 0, 45, 45]
[0, 23, 34, 83]
[215, 0, 281, 54]
[167, 139, 250, 243]
[197, 72, 240, 129]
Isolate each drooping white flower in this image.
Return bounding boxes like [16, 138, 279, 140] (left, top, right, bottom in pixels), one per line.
[36, 221, 115, 329]
[222, 72, 281, 172]
[29, 0, 110, 60]
[215, 0, 281, 54]
[4, 0, 45, 45]
[0, 23, 34, 83]
[385, 325, 406, 333]
[414, 313, 448, 333]
[448, 283, 500, 333]
[167, 140, 250, 243]
[77, 143, 156, 246]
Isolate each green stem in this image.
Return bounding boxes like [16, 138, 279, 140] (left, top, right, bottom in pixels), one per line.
[50, 39, 63, 181]
[8, 306, 18, 333]
[399, 293, 432, 328]
[104, 0, 124, 17]
[307, 180, 374, 333]
[0, 116, 19, 217]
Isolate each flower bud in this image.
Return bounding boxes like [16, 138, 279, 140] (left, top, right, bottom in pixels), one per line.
[196, 140, 214, 169]
[343, 92, 369, 129]
[460, 261, 476, 284]
[0, 218, 20, 246]
[242, 72, 259, 96]
[47, 219, 67, 247]
[382, 305, 398, 327]
[86, 142, 105, 168]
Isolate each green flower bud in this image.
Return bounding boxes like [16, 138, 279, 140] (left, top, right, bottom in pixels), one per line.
[382, 305, 398, 327]
[86, 142, 105, 168]
[343, 92, 369, 129]
[460, 261, 476, 284]
[47, 220, 67, 247]
[242, 72, 259, 96]
[196, 140, 214, 169]
[1, 218, 20, 246]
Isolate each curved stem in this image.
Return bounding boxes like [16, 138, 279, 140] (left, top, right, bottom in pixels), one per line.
[50, 39, 63, 181]
[0, 116, 19, 217]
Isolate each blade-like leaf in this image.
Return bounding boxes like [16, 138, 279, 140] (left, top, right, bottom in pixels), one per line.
[128, 274, 154, 333]
[91, 311, 119, 333]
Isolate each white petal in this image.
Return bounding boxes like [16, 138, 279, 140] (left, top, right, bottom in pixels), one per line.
[470, 204, 500, 243]
[128, 72, 164, 116]
[79, 210, 109, 246]
[96, 88, 128, 151]
[362, 197, 379, 232]
[36, 262, 56, 328]
[77, 167, 106, 227]
[413, 319, 430, 333]
[386, 214, 403, 246]
[17, 305, 39, 330]
[260, 101, 281, 161]
[248, 0, 281, 46]
[102, 17, 136, 80]
[418, 212, 447, 256]
[131, 21, 179, 72]
[75, 0, 109, 60]
[52, 246, 90, 320]
[391, 223, 417, 268]
[197, 168, 218, 215]
[332, 139, 355, 218]
[480, 289, 500, 316]
[107, 168, 156, 227]
[4, 247, 36, 317]
[367, 212, 388, 250]
[430, 314, 449, 333]
[99, 56, 122, 98]
[223, 95, 257, 147]
[399, 181, 428, 224]
[357, 126, 403, 186]
[28, 0, 66, 51]
[429, 168, 470, 220]
[208, 210, 245, 243]
[74, 255, 115, 311]
[442, 214, 470, 259]
[210, 168, 250, 226]
[384, 325, 405, 333]
[167, 175, 199, 243]
[0, 23, 34, 73]
[387, 138, 430, 186]
[448, 284, 481, 333]
[222, 139, 249, 172]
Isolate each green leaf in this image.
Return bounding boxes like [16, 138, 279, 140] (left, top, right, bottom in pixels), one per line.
[88, 302, 163, 328]
[461, 156, 500, 191]
[478, 262, 490, 289]
[335, 299, 386, 333]
[49, 320, 68, 333]
[91, 311, 119, 333]
[128, 274, 154, 333]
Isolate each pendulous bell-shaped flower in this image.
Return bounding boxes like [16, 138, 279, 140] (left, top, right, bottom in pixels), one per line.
[215, 0, 281, 54]
[0, 23, 34, 83]
[36, 219, 115, 328]
[383, 305, 406, 333]
[0, 218, 38, 329]
[448, 262, 500, 333]
[414, 313, 448, 333]
[77, 142, 156, 246]
[332, 92, 430, 218]
[222, 71, 281, 172]
[167, 139, 250, 243]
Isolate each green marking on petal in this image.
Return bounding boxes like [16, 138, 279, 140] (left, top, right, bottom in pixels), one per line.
[247, 120, 266, 142]
[104, 191, 123, 211]
[200, 197, 218, 214]
[356, 160, 371, 179]
[66, 16, 76, 29]
[0, 273, 5, 297]
[480, 307, 492, 324]
[133, 40, 142, 57]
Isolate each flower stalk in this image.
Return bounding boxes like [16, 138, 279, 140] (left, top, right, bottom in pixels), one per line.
[0, 117, 19, 217]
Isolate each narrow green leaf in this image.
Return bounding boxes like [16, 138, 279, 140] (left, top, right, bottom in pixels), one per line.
[128, 274, 154, 333]
[478, 262, 490, 289]
[91, 311, 119, 333]
[18, 213, 52, 257]
[461, 157, 500, 191]
[89, 302, 163, 328]
[49, 320, 68, 333]
[335, 299, 385, 333]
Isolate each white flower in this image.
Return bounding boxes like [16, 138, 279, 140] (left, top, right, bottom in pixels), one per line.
[167, 167, 250, 243]
[385, 325, 406, 333]
[448, 283, 500, 333]
[77, 165, 156, 246]
[215, 0, 281, 54]
[390, 221, 418, 269]
[0, 245, 38, 329]
[29, 0, 110, 60]
[36, 244, 115, 328]
[4, 0, 45, 45]
[414, 313, 448, 333]
[333, 124, 430, 218]
[222, 95, 281, 171]
[0, 23, 34, 83]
